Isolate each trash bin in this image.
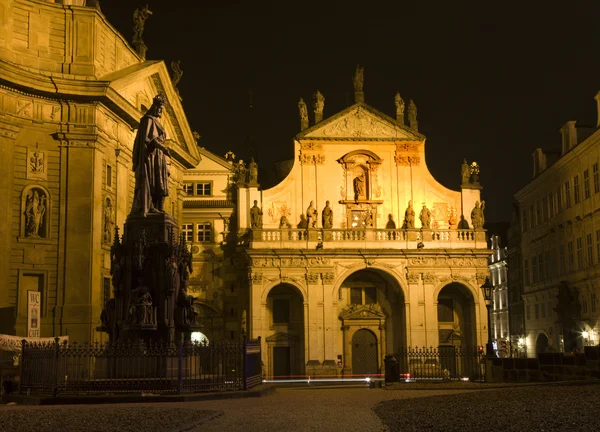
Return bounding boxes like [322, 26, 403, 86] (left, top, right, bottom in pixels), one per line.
[384, 355, 398, 384]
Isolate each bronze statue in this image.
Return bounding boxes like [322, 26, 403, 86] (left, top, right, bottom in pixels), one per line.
[250, 200, 263, 229]
[402, 200, 415, 229]
[419, 203, 431, 229]
[353, 65, 364, 93]
[131, 94, 171, 217]
[322, 200, 333, 229]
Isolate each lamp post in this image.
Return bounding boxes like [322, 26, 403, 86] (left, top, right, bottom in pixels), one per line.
[480, 277, 495, 358]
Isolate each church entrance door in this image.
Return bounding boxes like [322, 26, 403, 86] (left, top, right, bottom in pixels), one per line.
[352, 329, 378, 375]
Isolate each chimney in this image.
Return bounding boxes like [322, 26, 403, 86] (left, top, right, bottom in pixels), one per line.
[313, 90, 324, 124]
[532, 148, 547, 178]
[560, 121, 578, 155]
[595, 91, 600, 128]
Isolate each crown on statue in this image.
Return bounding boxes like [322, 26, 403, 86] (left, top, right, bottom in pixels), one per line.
[153, 93, 167, 106]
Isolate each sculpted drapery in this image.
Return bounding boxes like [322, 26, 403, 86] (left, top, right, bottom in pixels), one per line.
[131, 94, 171, 217]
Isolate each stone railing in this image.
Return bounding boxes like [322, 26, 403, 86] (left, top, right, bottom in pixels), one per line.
[250, 228, 486, 250]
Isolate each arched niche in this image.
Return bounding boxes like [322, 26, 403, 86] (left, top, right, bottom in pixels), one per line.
[20, 184, 52, 241]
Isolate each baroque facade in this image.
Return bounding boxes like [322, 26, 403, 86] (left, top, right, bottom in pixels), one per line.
[515, 96, 600, 357]
[231, 80, 492, 378]
[0, 0, 199, 342]
[488, 234, 509, 356]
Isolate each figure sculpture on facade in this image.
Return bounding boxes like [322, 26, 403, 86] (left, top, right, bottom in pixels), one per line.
[250, 200, 263, 229]
[471, 201, 485, 229]
[103, 198, 115, 244]
[394, 92, 405, 122]
[306, 201, 317, 228]
[279, 215, 292, 229]
[298, 98, 308, 120]
[419, 203, 431, 229]
[234, 160, 247, 184]
[353, 173, 366, 201]
[322, 200, 333, 229]
[170, 60, 183, 95]
[127, 280, 154, 326]
[131, 94, 171, 217]
[165, 255, 179, 295]
[408, 99, 418, 131]
[248, 157, 259, 185]
[402, 200, 415, 229]
[132, 5, 152, 57]
[178, 244, 193, 291]
[461, 159, 470, 185]
[353, 65, 364, 92]
[24, 189, 46, 237]
[313, 90, 325, 114]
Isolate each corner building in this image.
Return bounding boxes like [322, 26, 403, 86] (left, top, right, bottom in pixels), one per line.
[0, 0, 200, 342]
[237, 92, 492, 377]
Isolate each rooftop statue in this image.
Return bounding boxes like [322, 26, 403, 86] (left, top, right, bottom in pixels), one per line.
[353, 65, 364, 93]
[298, 98, 308, 120]
[313, 90, 325, 114]
[132, 5, 152, 57]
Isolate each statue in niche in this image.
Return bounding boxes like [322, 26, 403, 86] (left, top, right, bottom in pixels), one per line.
[306, 201, 317, 228]
[353, 65, 364, 92]
[250, 200, 263, 229]
[386, 214, 397, 229]
[470, 162, 480, 184]
[248, 157, 259, 185]
[165, 255, 179, 295]
[419, 203, 431, 229]
[127, 279, 154, 325]
[402, 200, 415, 229]
[408, 99, 418, 130]
[353, 173, 366, 201]
[103, 198, 115, 244]
[461, 159, 470, 185]
[394, 92, 405, 120]
[298, 98, 308, 120]
[279, 215, 292, 229]
[448, 207, 458, 229]
[132, 4, 152, 56]
[24, 189, 46, 238]
[471, 201, 485, 229]
[313, 90, 325, 114]
[131, 94, 170, 217]
[297, 214, 308, 229]
[322, 200, 333, 229]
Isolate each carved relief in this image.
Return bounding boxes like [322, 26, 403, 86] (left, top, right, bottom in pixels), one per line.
[322, 272, 334, 284]
[27, 149, 46, 181]
[407, 257, 488, 268]
[407, 272, 421, 284]
[16, 100, 32, 117]
[314, 106, 410, 139]
[301, 142, 323, 151]
[306, 273, 320, 284]
[251, 256, 331, 268]
[423, 273, 439, 284]
[49, 106, 60, 121]
[267, 202, 291, 223]
[299, 154, 325, 165]
[21, 186, 50, 239]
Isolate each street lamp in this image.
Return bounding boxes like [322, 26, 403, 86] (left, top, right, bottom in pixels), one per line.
[480, 276, 495, 358]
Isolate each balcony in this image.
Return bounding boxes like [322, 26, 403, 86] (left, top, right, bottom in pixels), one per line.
[248, 228, 487, 250]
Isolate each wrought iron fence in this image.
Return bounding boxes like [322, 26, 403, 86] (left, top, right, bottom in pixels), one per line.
[386, 347, 485, 382]
[19, 337, 262, 396]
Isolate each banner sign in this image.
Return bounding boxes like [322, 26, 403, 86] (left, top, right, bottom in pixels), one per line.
[27, 290, 41, 338]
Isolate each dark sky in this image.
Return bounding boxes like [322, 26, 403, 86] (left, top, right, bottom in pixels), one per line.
[101, 0, 600, 223]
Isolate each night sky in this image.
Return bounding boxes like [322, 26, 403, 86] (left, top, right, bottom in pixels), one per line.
[101, 0, 600, 223]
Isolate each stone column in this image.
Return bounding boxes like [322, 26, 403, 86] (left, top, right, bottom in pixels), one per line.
[406, 271, 426, 347]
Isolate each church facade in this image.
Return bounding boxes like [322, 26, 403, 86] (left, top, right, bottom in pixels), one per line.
[0, 0, 199, 342]
[233, 80, 492, 378]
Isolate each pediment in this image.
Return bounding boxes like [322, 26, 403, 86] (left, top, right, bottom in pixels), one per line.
[339, 304, 386, 320]
[103, 61, 201, 168]
[266, 332, 298, 343]
[192, 147, 234, 171]
[298, 103, 424, 141]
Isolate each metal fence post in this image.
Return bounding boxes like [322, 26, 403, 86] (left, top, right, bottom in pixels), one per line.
[177, 338, 183, 395]
[18, 340, 26, 395]
[52, 337, 59, 397]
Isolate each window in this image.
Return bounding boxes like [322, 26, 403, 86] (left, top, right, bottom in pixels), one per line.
[532, 255, 538, 283]
[592, 293, 597, 313]
[351, 287, 362, 305]
[577, 237, 583, 270]
[522, 210, 528, 232]
[556, 187, 563, 212]
[351, 287, 377, 305]
[524, 258, 530, 284]
[438, 298, 454, 322]
[548, 192, 554, 218]
[526, 304, 531, 320]
[181, 224, 193, 242]
[568, 241, 574, 272]
[535, 303, 539, 319]
[584, 169, 590, 199]
[183, 183, 194, 195]
[273, 298, 290, 323]
[196, 223, 212, 242]
[582, 296, 588, 314]
[574, 175, 580, 204]
[535, 201, 541, 225]
[542, 197, 548, 221]
[106, 164, 112, 187]
[195, 182, 212, 196]
[587, 233, 594, 267]
[559, 245, 566, 275]
[594, 163, 600, 194]
[364, 287, 377, 304]
[565, 181, 571, 208]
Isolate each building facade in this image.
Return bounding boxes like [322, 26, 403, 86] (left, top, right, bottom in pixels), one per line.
[507, 202, 526, 356]
[0, 0, 200, 342]
[231, 83, 492, 378]
[515, 97, 600, 357]
[488, 234, 509, 356]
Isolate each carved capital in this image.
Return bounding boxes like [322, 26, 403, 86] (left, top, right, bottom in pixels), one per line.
[407, 272, 420, 284]
[306, 273, 320, 284]
[321, 272, 334, 284]
[422, 273, 439, 284]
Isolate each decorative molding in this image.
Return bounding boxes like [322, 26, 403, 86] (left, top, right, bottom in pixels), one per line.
[310, 106, 410, 139]
[321, 272, 334, 284]
[306, 273, 320, 284]
[423, 273, 439, 284]
[407, 272, 421, 284]
[407, 257, 488, 268]
[301, 142, 323, 151]
[299, 153, 325, 165]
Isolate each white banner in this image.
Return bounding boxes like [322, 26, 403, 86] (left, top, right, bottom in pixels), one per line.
[27, 290, 41, 338]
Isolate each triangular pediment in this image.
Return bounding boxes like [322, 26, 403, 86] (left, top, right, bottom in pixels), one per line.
[297, 103, 425, 141]
[265, 332, 298, 343]
[192, 147, 234, 171]
[339, 304, 386, 320]
[103, 61, 201, 168]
